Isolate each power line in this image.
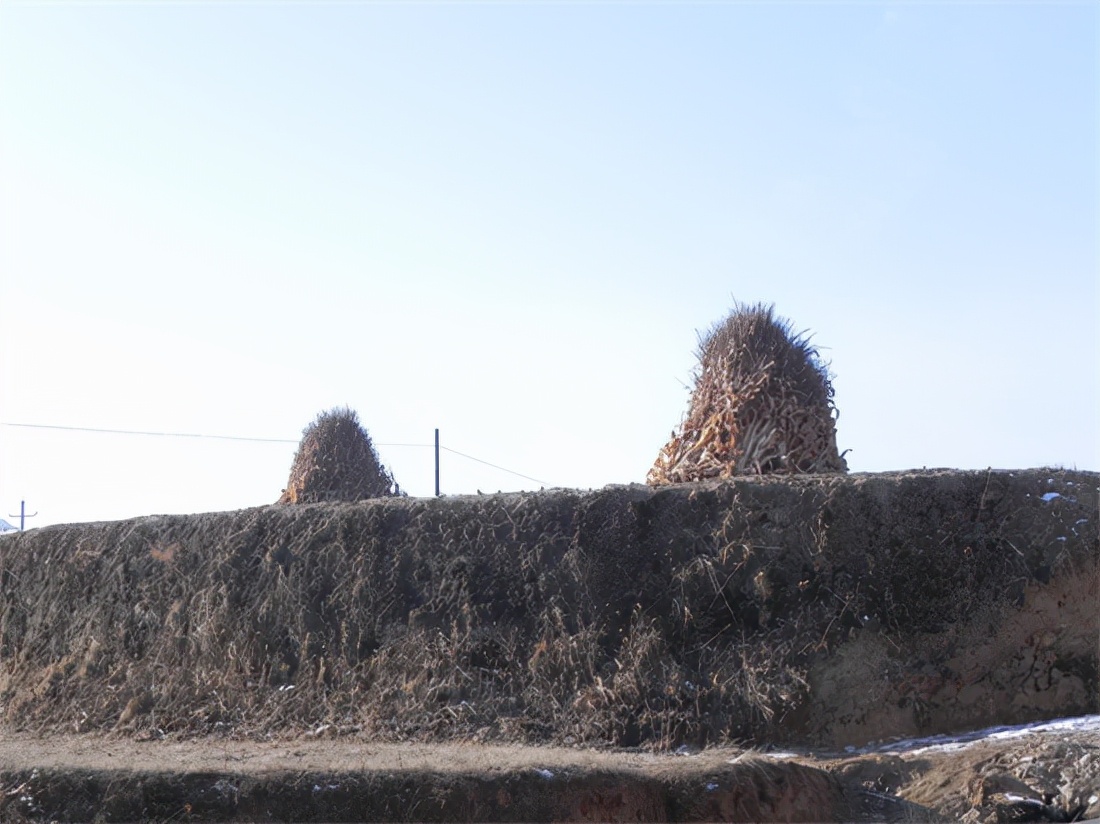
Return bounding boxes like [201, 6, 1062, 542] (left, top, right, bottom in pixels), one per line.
[1, 421, 551, 487]
[1, 422, 299, 444]
[1, 422, 432, 448]
[440, 445, 549, 487]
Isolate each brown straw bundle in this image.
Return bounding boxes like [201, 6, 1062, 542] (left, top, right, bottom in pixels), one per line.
[279, 407, 399, 503]
[649, 303, 847, 484]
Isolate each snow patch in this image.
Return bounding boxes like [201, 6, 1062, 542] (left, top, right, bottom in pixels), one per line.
[863, 715, 1100, 756]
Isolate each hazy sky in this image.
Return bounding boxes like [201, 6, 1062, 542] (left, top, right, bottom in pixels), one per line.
[1, 2, 1097, 528]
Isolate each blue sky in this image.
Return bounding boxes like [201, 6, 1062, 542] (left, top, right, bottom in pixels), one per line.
[1, 2, 1096, 528]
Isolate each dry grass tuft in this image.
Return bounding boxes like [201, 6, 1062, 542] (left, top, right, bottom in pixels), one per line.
[279, 407, 399, 504]
[649, 302, 846, 484]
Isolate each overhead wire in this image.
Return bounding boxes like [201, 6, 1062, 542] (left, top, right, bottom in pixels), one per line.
[1, 422, 299, 444]
[1, 421, 551, 488]
[439, 446, 549, 487]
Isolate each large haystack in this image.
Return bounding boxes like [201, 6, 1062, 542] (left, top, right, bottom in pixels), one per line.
[278, 407, 398, 503]
[649, 303, 847, 484]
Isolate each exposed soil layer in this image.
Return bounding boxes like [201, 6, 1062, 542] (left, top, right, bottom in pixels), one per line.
[0, 469, 1095, 821]
[0, 469, 1095, 752]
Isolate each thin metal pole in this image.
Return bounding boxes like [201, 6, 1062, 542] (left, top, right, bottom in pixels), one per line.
[8, 501, 37, 531]
[434, 429, 440, 497]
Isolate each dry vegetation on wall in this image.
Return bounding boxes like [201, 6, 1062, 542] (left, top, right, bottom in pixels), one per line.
[649, 303, 847, 485]
[0, 470, 1094, 750]
[278, 407, 398, 504]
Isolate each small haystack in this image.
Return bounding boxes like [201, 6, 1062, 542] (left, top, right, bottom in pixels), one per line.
[648, 303, 847, 484]
[279, 407, 399, 503]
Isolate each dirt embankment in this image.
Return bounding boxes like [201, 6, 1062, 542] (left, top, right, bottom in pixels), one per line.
[0, 469, 1095, 821]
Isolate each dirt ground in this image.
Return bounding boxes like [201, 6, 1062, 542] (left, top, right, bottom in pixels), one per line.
[0, 718, 1096, 822]
[827, 716, 1100, 823]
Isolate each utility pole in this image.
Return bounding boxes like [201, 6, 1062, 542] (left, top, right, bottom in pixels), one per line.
[434, 428, 440, 497]
[8, 501, 37, 531]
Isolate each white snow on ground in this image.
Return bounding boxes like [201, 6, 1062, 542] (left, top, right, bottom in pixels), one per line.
[859, 714, 1100, 756]
[736, 715, 1100, 762]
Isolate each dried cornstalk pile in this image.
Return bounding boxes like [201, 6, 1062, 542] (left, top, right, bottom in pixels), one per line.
[649, 303, 847, 485]
[278, 407, 398, 503]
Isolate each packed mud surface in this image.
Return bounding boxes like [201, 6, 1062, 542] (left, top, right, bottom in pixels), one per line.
[0, 468, 1095, 820]
[0, 717, 1095, 822]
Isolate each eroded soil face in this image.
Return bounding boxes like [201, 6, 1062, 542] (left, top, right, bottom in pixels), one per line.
[806, 570, 1098, 748]
[0, 469, 1093, 752]
[0, 469, 1094, 821]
